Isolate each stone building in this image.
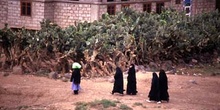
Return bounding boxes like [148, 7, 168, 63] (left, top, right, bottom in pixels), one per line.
[0, 0, 219, 30]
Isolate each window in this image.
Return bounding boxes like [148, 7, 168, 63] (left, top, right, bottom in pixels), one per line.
[107, 0, 114, 2]
[121, 4, 130, 10]
[107, 5, 115, 15]
[184, 0, 191, 6]
[21, 1, 32, 16]
[156, 3, 164, 14]
[175, 0, 181, 4]
[185, 7, 190, 13]
[143, 3, 151, 13]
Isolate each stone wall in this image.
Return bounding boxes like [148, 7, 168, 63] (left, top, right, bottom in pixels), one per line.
[168, 0, 184, 12]
[192, 0, 216, 15]
[44, 2, 55, 22]
[0, 0, 217, 30]
[6, 0, 45, 30]
[0, 0, 8, 29]
[53, 3, 91, 28]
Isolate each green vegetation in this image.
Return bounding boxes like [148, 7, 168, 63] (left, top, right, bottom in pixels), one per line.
[74, 99, 122, 110]
[133, 102, 146, 108]
[119, 104, 133, 110]
[75, 102, 88, 110]
[0, 8, 220, 77]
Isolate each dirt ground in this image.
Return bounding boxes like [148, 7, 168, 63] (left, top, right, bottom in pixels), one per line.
[0, 71, 220, 110]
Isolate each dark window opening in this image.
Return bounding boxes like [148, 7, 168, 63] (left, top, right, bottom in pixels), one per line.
[107, 5, 115, 15]
[21, 1, 32, 16]
[185, 7, 190, 13]
[184, 0, 191, 6]
[107, 0, 114, 2]
[156, 3, 164, 14]
[143, 3, 151, 13]
[121, 4, 130, 10]
[216, 0, 220, 12]
[175, 0, 181, 4]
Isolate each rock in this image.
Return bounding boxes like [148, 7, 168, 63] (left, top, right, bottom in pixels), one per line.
[61, 77, 68, 82]
[161, 60, 173, 71]
[3, 72, 9, 77]
[64, 73, 71, 79]
[48, 72, 58, 79]
[189, 80, 197, 84]
[149, 62, 158, 71]
[12, 66, 23, 75]
[108, 77, 114, 83]
[135, 65, 145, 72]
[192, 59, 198, 64]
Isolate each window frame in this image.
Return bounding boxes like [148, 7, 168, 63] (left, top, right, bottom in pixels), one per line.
[107, 0, 114, 2]
[107, 5, 116, 15]
[121, 4, 130, 10]
[20, 0, 32, 16]
[175, 0, 181, 4]
[143, 3, 151, 13]
[156, 2, 164, 14]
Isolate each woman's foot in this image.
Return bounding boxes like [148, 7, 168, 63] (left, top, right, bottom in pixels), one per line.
[146, 100, 152, 102]
[157, 101, 161, 104]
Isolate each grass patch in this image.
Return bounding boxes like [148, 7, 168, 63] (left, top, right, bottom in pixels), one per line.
[75, 99, 118, 110]
[133, 102, 147, 108]
[119, 104, 133, 110]
[133, 102, 143, 106]
[75, 102, 88, 110]
[176, 63, 220, 76]
[18, 105, 29, 110]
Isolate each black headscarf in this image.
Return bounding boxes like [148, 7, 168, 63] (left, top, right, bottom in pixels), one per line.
[112, 67, 124, 94]
[159, 69, 169, 101]
[126, 64, 137, 95]
[148, 72, 160, 101]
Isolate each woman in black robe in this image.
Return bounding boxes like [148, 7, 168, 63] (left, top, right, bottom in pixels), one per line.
[159, 69, 169, 102]
[148, 72, 160, 102]
[112, 67, 124, 95]
[70, 68, 81, 95]
[126, 64, 137, 95]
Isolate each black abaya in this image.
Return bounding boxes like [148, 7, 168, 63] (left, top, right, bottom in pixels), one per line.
[70, 68, 81, 94]
[159, 69, 169, 102]
[148, 72, 160, 101]
[112, 67, 124, 94]
[126, 64, 137, 95]
[70, 69, 81, 84]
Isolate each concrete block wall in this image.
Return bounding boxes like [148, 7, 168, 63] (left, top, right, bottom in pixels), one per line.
[99, 5, 107, 19]
[168, 0, 184, 12]
[53, 3, 91, 28]
[0, 0, 217, 30]
[0, 0, 8, 29]
[44, 2, 55, 22]
[192, 0, 216, 15]
[6, 0, 45, 30]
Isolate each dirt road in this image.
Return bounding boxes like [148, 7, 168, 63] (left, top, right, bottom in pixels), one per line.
[0, 71, 220, 110]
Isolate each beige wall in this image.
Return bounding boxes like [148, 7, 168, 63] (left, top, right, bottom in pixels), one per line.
[5, 0, 45, 30]
[192, 0, 216, 15]
[0, 0, 8, 29]
[0, 0, 217, 30]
